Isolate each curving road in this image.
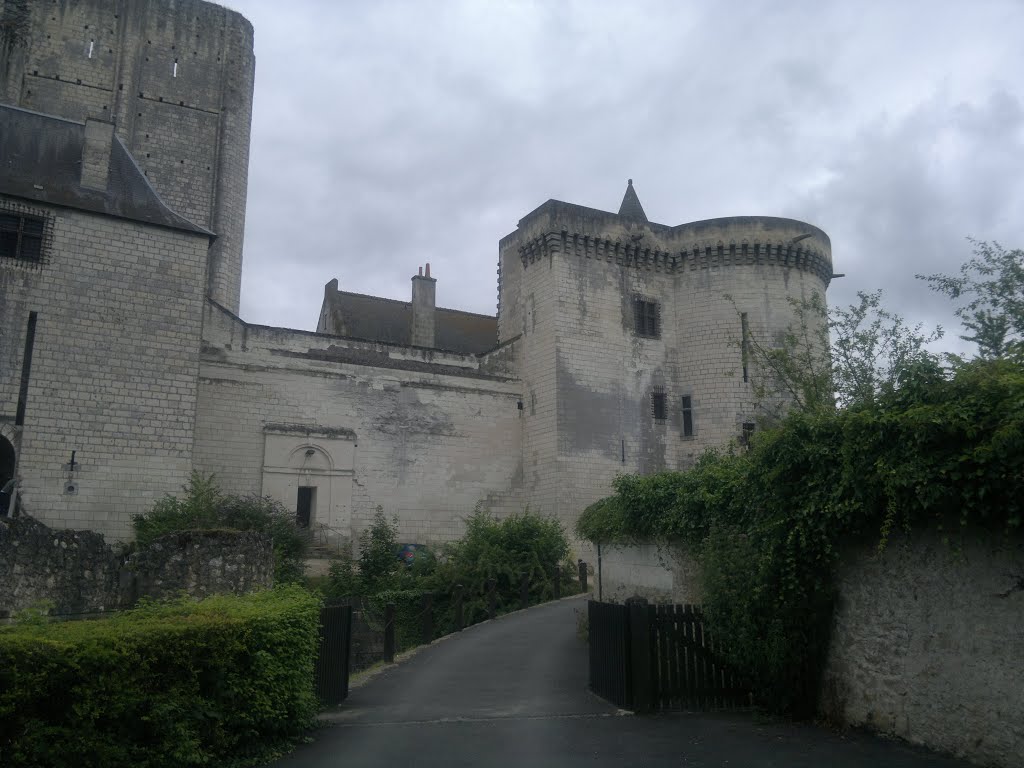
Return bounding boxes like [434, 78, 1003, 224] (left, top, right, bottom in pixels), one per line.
[273, 596, 971, 768]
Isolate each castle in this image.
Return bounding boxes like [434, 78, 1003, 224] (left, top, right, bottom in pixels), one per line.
[0, 0, 833, 550]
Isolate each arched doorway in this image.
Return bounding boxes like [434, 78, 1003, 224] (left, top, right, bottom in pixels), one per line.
[0, 436, 14, 488]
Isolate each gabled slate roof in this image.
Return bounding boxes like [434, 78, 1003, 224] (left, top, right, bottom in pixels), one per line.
[323, 290, 498, 354]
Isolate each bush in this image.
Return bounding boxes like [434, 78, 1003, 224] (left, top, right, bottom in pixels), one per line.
[0, 585, 321, 768]
[432, 507, 577, 622]
[133, 473, 307, 583]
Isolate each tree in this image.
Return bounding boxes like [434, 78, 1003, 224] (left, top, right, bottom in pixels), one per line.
[739, 289, 942, 419]
[918, 240, 1024, 360]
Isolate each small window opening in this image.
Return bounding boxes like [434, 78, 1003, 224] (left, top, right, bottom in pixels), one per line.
[741, 422, 756, 448]
[681, 395, 694, 437]
[651, 390, 667, 422]
[634, 297, 660, 338]
[741, 312, 750, 383]
[0, 213, 45, 263]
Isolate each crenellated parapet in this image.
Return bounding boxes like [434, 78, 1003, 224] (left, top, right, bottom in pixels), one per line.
[516, 220, 833, 286]
[508, 184, 833, 287]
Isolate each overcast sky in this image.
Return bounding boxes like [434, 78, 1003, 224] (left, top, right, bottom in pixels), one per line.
[225, 0, 1024, 355]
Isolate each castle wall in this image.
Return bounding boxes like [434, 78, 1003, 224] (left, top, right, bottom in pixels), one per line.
[1, 0, 254, 312]
[194, 303, 526, 547]
[0, 196, 209, 540]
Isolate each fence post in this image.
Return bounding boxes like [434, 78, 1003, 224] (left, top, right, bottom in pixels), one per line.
[553, 564, 561, 600]
[578, 559, 588, 593]
[454, 584, 464, 631]
[421, 593, 434, 646]
[519, 571, 529, 610]
[626, 596, 652, 713]
[486, 578, 497, 620]
[383, 602, 396, 663]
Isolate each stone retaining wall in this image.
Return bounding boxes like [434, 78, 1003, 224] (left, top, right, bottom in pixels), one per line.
[0, 515, 273, 618]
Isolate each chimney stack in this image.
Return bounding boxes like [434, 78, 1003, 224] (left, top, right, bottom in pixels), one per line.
[411, 264, 436, 348]
[80, 118, 114, 190]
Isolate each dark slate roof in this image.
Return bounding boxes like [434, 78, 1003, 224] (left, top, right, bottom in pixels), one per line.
[617, 178, 648, 222]
[327, 290, 498, 354]
[0, 104, 210, 235]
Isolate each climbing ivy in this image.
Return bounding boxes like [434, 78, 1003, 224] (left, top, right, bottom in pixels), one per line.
[577, 357, 1024, 715]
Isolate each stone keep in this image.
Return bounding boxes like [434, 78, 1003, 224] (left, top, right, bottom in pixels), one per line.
[0, 0, 833, 549]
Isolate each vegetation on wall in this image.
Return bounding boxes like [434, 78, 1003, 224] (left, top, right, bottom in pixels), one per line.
[579, 243, 1024, 715]
[133, 473, 307, 583]
[0, 586, 321, 768]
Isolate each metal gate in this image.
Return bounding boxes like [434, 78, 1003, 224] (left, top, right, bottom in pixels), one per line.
[315, 602, 353, 706]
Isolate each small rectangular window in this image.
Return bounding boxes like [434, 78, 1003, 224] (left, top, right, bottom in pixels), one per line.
[0, 213, 44, 263]
[741, 421, 755, 448]
[681, 395, 694, 437]
[651, 390, 667, 421]
[634, 297, 660, 338]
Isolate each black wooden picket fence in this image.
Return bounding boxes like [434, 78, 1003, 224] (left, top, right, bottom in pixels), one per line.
[588, 598, 753, 712]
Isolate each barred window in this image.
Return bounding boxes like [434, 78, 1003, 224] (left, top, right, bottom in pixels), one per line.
[634, 297, 660, 338]
[0, 213, 44, 263]
[741, 421, 756, 448]
[651, 389, 667, 421]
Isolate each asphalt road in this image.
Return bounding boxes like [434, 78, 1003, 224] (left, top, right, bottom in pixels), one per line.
[272, 596, 972, 768]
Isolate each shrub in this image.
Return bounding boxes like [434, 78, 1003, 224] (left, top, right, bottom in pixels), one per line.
[0, 585, 321, 768]
[432, 507, 577, 622]
[133, 473, 307, 583]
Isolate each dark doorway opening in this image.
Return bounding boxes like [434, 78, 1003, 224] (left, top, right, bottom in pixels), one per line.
[0, 436, 14, 487]
[296, 486, 315, 528]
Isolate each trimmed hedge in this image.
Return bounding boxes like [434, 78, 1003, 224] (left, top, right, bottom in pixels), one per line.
[0, 585, 321, 768]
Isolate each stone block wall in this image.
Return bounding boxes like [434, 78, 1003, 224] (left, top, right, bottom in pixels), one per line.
[0, 199, 209, 540]
[1, 0, 255, 312]
[596, 542, 703, 605]
[821, 531, 1024, 768]
[194, 302, 526, 548]
[129, 529, 273, 602]
[0, 515, 273, 617]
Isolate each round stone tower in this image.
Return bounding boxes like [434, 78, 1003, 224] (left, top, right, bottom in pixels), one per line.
[0, 0, 255, 313]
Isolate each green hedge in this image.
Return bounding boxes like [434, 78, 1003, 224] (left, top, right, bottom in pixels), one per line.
[0, 585, 321, 768]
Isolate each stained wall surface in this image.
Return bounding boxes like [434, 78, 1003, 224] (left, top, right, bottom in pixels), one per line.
[0, 0, 254, 312]
[193, 302, 526, 546]
[0, 196, 209, 540]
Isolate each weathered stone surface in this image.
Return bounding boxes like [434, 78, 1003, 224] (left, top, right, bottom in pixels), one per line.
[822, 530, 1024, 768]
[0, 515, 272, 618]
[597, 542, 704, 605]
[130, 529, 273, 602]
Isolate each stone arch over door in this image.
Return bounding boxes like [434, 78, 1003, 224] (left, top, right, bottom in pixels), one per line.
[261, 425, 356, 544]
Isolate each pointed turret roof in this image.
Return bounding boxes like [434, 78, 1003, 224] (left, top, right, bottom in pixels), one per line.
[617, 178, 648, 222]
